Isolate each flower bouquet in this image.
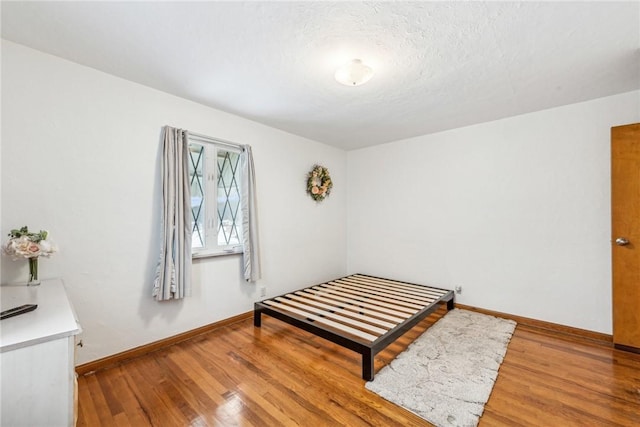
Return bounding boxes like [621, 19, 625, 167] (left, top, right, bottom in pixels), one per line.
[3, 226, 57, 285]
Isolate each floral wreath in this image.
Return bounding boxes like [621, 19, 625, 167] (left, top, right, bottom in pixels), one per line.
[306, 164, 333, 201]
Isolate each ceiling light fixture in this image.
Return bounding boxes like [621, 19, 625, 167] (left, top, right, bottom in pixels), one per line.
[334, 59, 374, 86]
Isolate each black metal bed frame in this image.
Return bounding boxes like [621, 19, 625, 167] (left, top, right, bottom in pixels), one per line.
[254, 274, 455, 381]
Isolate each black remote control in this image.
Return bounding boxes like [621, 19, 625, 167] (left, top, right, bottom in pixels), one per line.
[0, 304, 38, 320]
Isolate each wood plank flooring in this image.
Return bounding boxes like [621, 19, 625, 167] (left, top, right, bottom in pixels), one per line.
[77, 307, 640, 426]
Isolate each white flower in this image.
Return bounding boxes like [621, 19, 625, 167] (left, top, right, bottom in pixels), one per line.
[2, 227, 58, 260]
[3, 236, 38, 259]
[38, 239, 57, 257]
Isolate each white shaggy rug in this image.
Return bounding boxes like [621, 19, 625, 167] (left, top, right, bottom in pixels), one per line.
[365, 309, 516, 427]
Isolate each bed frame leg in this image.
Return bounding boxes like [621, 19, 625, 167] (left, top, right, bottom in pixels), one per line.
[447, 298, 454, 311]
[362, 350, 374, 381]
[254, 305, 262, 327]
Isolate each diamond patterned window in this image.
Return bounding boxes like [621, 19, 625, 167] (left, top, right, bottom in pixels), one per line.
[189, 144, 206, 248]
[188, 139, 243, 256]
[217, 150, 241, 246]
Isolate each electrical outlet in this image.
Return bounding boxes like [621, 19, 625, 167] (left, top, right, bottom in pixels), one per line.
[259, 286, 266, 297]
[455, 286, 462, 294]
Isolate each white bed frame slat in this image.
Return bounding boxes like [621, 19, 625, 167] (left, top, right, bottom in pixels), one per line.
[346, 275, 448, 298]
[326, 281, 427, 309]
[310, 286, 418, 315]
[332, 278, 437, 304]
[289, 292, 398, 328]
[300, 289, 409, 320]
[272, 297, 388, 335]
[262, 299, 379, 342]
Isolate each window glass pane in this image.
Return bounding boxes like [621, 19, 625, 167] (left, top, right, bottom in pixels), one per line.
[189, 143, 205, 248]
[217, 150, 242, 246]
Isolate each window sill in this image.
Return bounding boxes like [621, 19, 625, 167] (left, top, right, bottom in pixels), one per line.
[192, 247, 243, 259]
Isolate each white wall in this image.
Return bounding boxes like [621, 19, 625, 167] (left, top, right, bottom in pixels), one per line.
[1, 41, 347, 364]
[348, 91, 639, 334]
[3, 40, 638, 367]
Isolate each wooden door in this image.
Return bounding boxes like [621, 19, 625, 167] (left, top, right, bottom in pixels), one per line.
[612, 123, 640, 351]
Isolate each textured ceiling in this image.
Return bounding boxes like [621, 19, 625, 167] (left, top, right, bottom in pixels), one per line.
[2, 1, 639, 150]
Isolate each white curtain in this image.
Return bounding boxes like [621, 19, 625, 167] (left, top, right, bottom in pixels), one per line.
[153, 126, 192, 300]
[240, 145, 261, 282]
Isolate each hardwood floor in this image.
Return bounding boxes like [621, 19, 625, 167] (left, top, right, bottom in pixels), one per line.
[77, 307, 640, 426]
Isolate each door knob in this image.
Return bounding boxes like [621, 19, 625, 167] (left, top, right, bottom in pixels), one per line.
[615, 237, 630, 246]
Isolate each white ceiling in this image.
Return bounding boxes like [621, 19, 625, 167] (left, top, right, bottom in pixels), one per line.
[2, 1, 639, 150]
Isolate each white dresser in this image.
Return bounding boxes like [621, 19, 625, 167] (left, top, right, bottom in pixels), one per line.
[1, 279, 82, 427]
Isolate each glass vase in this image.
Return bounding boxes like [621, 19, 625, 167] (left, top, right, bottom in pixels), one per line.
[28, 257, 40, 286]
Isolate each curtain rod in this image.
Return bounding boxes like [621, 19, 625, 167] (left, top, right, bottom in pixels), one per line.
[188, 131, 243, 150]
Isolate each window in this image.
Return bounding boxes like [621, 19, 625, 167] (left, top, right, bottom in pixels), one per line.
[188, 136, 243, 257]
